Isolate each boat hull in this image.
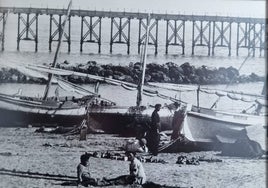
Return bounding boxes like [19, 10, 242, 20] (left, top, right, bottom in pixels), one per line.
[88, 106, 175, 135]
[0, 108, 85, 127]
[183, 108, 266, 150]
[0, 94, 87, 127]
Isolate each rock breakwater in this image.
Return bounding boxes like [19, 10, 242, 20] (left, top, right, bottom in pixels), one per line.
[0, 61, 264, 85]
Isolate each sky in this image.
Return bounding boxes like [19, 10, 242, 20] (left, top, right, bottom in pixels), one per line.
[0, 0, 265, 18]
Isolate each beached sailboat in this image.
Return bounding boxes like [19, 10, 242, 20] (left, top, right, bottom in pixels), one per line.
[157, 83, 266, 156]
[0, 1, 115, 127]
[182, 86, 267, 151]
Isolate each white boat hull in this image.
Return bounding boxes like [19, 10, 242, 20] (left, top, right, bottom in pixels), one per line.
[183, 108, 266, 150]
[0, 93, 88, 127]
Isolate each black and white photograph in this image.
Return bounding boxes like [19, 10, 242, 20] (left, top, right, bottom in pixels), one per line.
[0, 0, 266, 187]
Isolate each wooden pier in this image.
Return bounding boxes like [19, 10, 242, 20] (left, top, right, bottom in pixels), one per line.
[0, 7, 266, 56]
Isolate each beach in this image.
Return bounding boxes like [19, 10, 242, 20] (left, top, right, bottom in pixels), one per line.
[0, 128, 266, 188]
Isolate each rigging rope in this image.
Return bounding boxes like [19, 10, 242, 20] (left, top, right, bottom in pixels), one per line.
[210, 49, 254, 109]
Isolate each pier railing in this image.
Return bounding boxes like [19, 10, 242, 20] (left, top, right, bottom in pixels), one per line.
[0, 7, 265, 56]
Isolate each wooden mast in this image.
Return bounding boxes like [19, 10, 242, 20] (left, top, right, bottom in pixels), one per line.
[136, 13, 150, 107]
[43, 0, 72, 100]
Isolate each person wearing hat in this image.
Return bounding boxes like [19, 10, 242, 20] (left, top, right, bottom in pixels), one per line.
[146, 103, 161, 156]
[124, 138, 148, 153]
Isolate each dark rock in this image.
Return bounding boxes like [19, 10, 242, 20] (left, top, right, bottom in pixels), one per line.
[226, 66, 239, 80]
[0, 61, 263, 86]
[63, 60, 69, 65]
[134, 62, 142, 70]
[86, 60, 97, 66]
[124, 75, 134, 83]
[150, 71, 166, 82]
[249, 73, 261, 82]
[111, 65, 133, 76]
[180, 62, 195, 76]
[103, 69, 114, 77]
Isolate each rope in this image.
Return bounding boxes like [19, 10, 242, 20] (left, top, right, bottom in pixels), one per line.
[210, 51, 254, 109]
[63, 120, 85, 136]
[0, 168, 76, 181]
[158, 138, 179, 152]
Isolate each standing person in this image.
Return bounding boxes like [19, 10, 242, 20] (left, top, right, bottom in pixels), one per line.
[171, 102, 186, 140]
[147, 104, 161, 156]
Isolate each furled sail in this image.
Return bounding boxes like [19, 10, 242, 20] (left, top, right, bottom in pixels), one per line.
[26, 64, 73, 76]
[121, 84, 137, 91]
[57, 78, 97, 96]
[148, 82, 197, 92]
[200, 87, 264, 102]
[14, 65, 48, 79]
[25, 64, 185, 104]
[143, 89, 158, 97]
[227, 93, 240, 100]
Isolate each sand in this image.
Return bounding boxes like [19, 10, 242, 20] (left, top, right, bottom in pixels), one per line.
[0, 128, 266, 188]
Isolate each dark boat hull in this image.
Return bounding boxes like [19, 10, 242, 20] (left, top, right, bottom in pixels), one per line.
[88, 106, 176, 136]
[0, 108, 85, 127]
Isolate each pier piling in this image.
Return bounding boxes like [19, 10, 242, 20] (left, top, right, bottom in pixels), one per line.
[110, 17, 131, 54]
[0, 12, 7, 51]
[165, 19, 185, 54]
[17, 13, 38, 51]
[49, 14, 71, 52]
[212, 21, 232, 56]
[80, 16, 102, 53]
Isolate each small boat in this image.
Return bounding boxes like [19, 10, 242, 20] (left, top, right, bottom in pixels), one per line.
[0, 69, 115, 127]
[0, 92, 92, 127]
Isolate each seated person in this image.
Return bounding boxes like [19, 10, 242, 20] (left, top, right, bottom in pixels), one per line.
[77, 153, 98, 186]
[124, 138, 148, 153]
[103, 152, 146, 185]
[129, 151, 147, 184]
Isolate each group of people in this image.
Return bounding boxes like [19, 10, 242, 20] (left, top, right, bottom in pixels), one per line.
[125, 102, 185, 156]
[77, 102, 185, 186]
[77, 151, 146, 186]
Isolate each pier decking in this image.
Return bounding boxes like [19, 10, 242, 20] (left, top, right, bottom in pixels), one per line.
[0, 7, 265, 56]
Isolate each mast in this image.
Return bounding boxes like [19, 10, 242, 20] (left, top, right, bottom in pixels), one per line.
[43, 0, 72, 100]
[136, 13, 151, 107]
